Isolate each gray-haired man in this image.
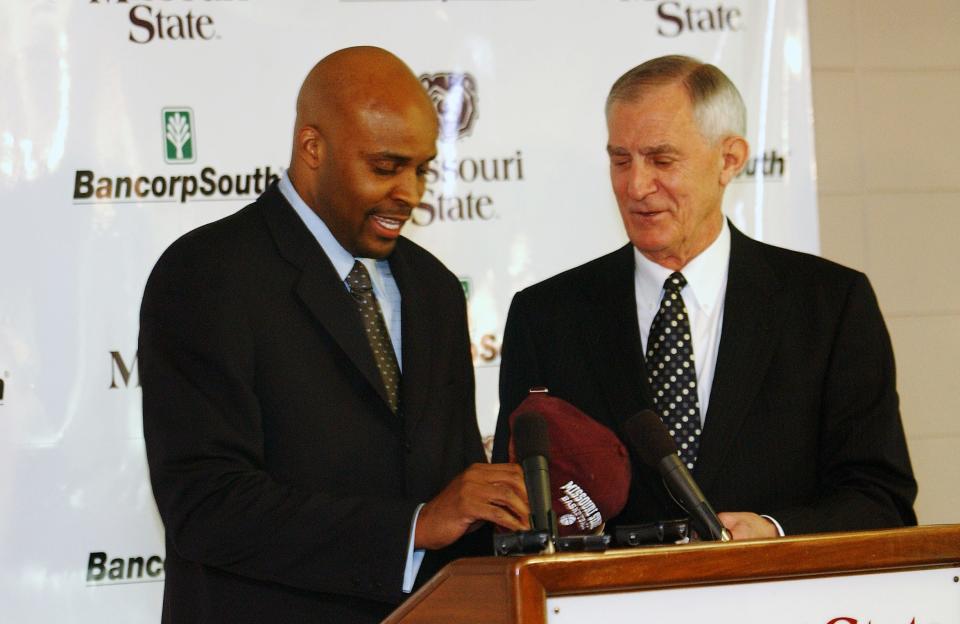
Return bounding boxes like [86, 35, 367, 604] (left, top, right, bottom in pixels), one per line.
[493, 56, 916, 539]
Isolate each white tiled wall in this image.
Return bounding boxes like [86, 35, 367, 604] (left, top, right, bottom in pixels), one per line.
[809, 0, 960, 524]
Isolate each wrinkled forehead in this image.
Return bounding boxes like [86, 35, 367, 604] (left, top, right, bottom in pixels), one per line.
[606, 86, 700, 145]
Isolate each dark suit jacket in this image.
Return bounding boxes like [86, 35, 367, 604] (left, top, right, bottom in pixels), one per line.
[493, 224, 917, 535]
[140, 184, 486, 623]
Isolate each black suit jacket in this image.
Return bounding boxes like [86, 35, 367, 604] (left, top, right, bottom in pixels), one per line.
[493, 225, 916, 534]
[140, 184, 486, 623]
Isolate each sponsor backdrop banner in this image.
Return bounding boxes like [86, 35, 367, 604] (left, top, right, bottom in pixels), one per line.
[1, 0, 817, 620]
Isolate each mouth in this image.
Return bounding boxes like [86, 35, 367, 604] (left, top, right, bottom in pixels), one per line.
[369, 213, 409, 237]
[631, 208, 666, 218]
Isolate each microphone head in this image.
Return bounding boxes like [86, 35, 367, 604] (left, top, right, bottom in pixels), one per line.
[624, 410, 678, 468]
[512, 411, 550, 461]
[508, 392, 631, 536]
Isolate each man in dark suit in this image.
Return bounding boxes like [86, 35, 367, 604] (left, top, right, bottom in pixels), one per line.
[141, 47, 528, 623]
[493, 55, 916, 539]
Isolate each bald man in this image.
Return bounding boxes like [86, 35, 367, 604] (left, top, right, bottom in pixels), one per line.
[140, 47, 528, 624]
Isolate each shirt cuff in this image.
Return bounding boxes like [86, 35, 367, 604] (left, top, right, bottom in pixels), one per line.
[761, 514, 786, 537]
[402, 503, 426, 593]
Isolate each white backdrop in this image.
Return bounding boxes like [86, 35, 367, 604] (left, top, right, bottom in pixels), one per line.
[0, 1, 817, 620]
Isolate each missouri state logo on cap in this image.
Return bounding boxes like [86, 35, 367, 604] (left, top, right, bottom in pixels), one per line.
[509, 391, 631, 536]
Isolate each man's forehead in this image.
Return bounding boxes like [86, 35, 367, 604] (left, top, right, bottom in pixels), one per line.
[607, 110, 690, 145]
[357, 103, 436, 134]
[340, 107, 437, 162]
[609, 100, 691, 127]
[607, 93, 698, 147]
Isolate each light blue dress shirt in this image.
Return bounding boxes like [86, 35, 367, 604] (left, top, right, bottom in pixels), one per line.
[278, 172, 425, 591]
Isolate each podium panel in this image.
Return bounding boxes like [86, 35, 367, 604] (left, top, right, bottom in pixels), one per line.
[548, 566, 959, 623]
[385, 525, 960, 624]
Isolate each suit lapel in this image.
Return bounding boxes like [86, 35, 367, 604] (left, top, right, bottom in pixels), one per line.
[258, 185, 393, 412]
[694, 224, 785, 493]
[579, 244, 653, 430]
[580, 244, 678, 515]
[389, 241, 435, 433]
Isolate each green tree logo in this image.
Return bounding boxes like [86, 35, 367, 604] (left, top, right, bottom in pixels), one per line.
[163, 108, 195, 163]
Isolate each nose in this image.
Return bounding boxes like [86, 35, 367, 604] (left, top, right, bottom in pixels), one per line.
[626, 162, 657, 201]
[392, 168, 424, 209]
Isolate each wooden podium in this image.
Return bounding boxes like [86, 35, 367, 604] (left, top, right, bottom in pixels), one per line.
[385, 524, 960, 623]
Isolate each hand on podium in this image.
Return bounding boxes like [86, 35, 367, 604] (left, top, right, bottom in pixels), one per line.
[717, 512, 779, 539]
[415, 463, 530, 550]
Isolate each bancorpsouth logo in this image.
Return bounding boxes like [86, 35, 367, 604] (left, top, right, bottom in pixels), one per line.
[73, 107, 280, 205]
[89, 0, 249, 44]
[87, 551, 164, 586]
[163, 108, 195, 163]
[420, 72, 479, 141]
[628, 0, 742, 37]
[734, 149, 786, 182]
[413, 71, 526, 228]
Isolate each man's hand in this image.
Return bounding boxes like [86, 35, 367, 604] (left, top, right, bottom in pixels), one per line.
[717, 512, 779, 540]
[415, 463, 530, 550]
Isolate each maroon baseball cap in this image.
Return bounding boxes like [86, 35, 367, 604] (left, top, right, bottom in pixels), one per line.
[509, 390, 631, 536]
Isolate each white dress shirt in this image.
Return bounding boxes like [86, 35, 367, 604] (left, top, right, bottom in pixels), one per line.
[634, 220, 730, 425]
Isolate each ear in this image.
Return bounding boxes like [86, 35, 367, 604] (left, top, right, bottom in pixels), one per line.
[295, 124, 325, 170]
[718, 135, 749, 186]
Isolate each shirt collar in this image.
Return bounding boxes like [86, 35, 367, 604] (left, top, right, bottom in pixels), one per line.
[633, 218, 731, 311]
[278, 171, 358, 283]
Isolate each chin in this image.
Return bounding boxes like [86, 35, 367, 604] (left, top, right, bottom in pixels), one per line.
[359, 240, 398, 259]
[628, 234, 672, 254]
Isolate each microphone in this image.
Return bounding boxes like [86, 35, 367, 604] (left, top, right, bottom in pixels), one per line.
[623, 410, 731, 542]
[512, 411, 558, 552]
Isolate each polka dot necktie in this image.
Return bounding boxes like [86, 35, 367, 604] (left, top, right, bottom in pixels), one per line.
[346, 261, 401, 414]
[646, 272, 702, 470]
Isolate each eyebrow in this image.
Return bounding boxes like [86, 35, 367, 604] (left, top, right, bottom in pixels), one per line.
[640, 144, 680, 157]
[367, 151, 411, 163]
[606, 144, 680, 157]
[366, 151, 437, 165]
